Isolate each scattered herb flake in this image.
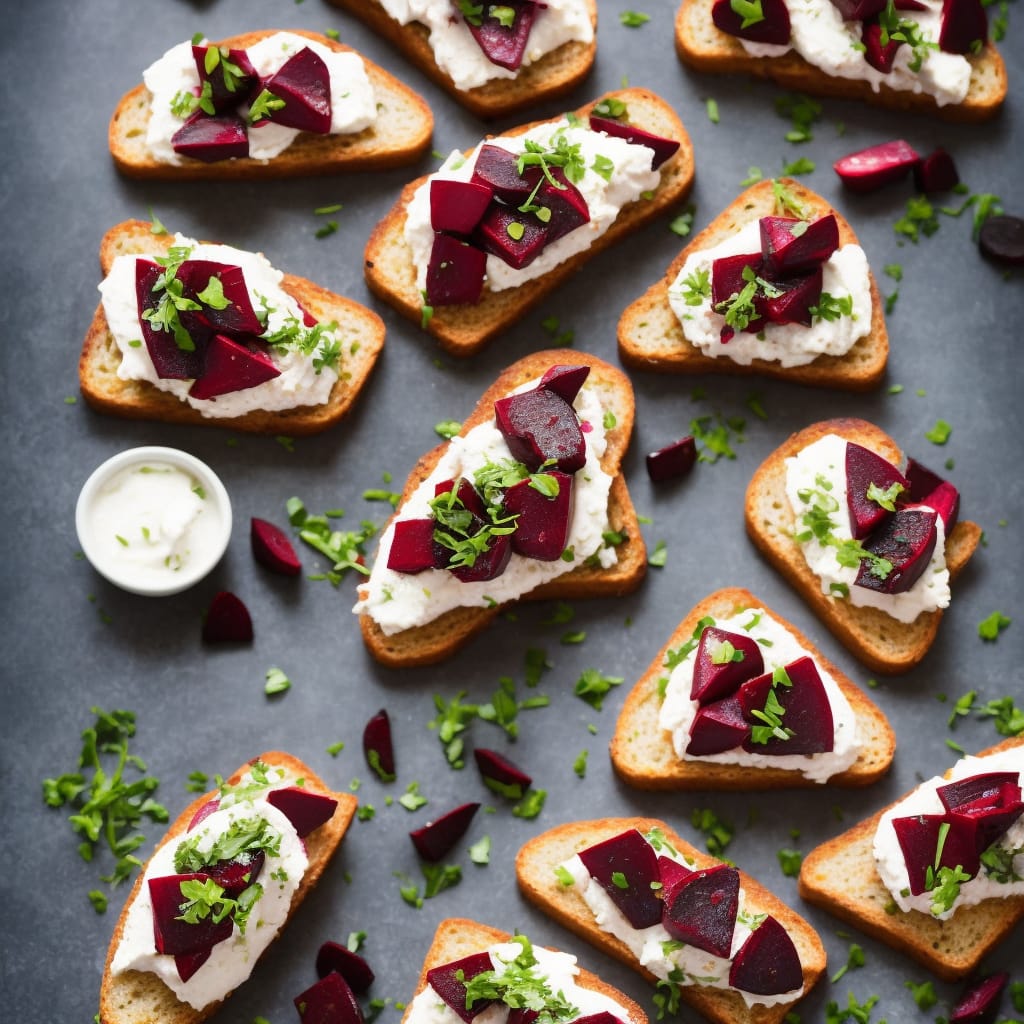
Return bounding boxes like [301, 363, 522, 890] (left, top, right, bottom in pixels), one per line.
[469, 834, 491, 865]
[978, 610, 1010, 640]
[648, 540, 668, 568]
[669, 205, 696, 237]
[706, 98, 720, 123]
[573, 750, 588, 778]
[264, 667, 291, 696]
[924, 419, 952, 445]
[619, 10, 651, 26]
[574, 668, 624, 710]
[434, 419, 462, 439]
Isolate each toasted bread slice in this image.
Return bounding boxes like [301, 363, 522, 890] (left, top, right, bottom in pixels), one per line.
[674, 0, 1007, 121]
[363, 88, 695, 357]
[109, 30, 433, 179]
[617, 179, 888, 390]
[79, 220, 385, 435]
[405, 919, 649, 1024]
[357, 350, 646, 667]
[327, 0, 597, 118]
[745, 418, 981, 674]
[99, 751, 358, 1024]
[517, 817, 826, 1024]
[610, 587, 895, 789]
[798, 736, 1024, 981]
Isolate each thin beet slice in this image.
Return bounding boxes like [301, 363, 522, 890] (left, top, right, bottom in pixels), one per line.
[192, 44, 258, 112]
[425, 233, 487, 306]
[710, 0, 792, 44]
[172, 111, 249, 163]
[661, 864, 739, 957]
[759, 215, 839, 276]
[149, 873, 234, 956]
[914, 147, 961, 193]
[687, 693, 751, 755]
[845, 441, 909, 540]
[410, 802, 481, 861]
[135, 259, 206, 380]
[188, 799, 220, 831]
[891, 813, 980, 893]
[465, 0, 538, 70]
[729, 915, 803, 995]
[205, 850, 265, 898]
[426, 952, 496, 1023]
[950, 971, 1010, 1024]
[502, 472, 575, 561]
[494, 387, 586, 473]
[387, 518, 437, 573]
[477, 203, 550, 269]
[937, 772, 1019, 812]
[258, 47, 331, 134]
[363, 709, 396, 780]
[978, 215, 1024, 266]
[430, 179, 494, 235]
[295, 971, 366, 1024]
[862, 20, 903, 73]
[188, 333, 280, 400]
[539, 364, 590, 405]
[587, 115, 681, 169]
[175, 946, 212, 982]
[690, 626, 764, 703]
[577, 829, 662, 929]
[202, 591, 254, 644]
[474, 747, 532, 798]
[763, 267, 823, 327]
[939, 0, 988, 53]
[855, 506, 937, 595]
[251, 518, 302, 576]
[471, 145, 542, 204]
[647, 436, 697, 483]
[316, 940, 376, 993]
[177, 260, 262, 337]
[267, 786, 338, 837]
[739, 657, 835, 755]
[834, 140, 921, 193]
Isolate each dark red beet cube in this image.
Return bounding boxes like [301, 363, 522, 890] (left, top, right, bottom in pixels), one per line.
[919, 480, 960, 534]
[465, 0, 538, 71]
[862, 20, 903, 73]
[202, 591, 254, 644]
[259, 47, 331, 134]
[729, 915, 803, 995]
[474, 747, 532, 798]
[295, 971, 366, 1024]
[834, 140, 921, 193]
[471, 145, 542, 205]
[251, 518, 302, 576]
[661, 864, 739, 957]
[426, 952, 496, 1023]
[536, 166, 591, 243]
[539, 364, 590, 404]
[903, 456, 945, 501]
[951, 800, 1024, 858]
[171, 111, 249, 163]
[192, 44, 257, 112]
[425, 233, 487, 307]
[502, 471, 575, 561]
[577, 829, 662, 929]
[845, 441, 909, 540]
[939, 0, 988, 53]
[316, 941, 375, 993]
[434, 477, 488, 520]
[892, 813, 980, 893]
[135, 259, 206, 380]
[830, 0, 887, 17]
[449, 533, 512, 583]
[855, 506, 938, 595]
[647, 436, 697, 483]
[572, 1015, 625, 1024]
[410, 802, 481, 861]
[477, 203, 550, 269]
[740, 657, 835, 755]
[686, 694, 751, 755]
[763, 267, 823, 327]
[188, 334, 280, 400]
[711, 251, 767, 331]
[690, 626, 764, 703]
[914, 147, 961, 193]
[266, 786, 338, 837]
[950, 971, 1010, 1024]
[363, 708, 396, 780]
[494, 386, 586, 473]
[711, 0, 792, 44]
[205, 850, 265, 897]
[149, 873, 233, 956]
[430, 179, 495, 235]
[657, 855, 692, 892]
[759, 215, 839, 276]
[587, 115, 681, 169]
[388, 518, 437, 574]
[177, 259, 262, 337]
[937, 772, 1019, 812]
[175, 947, 212, 982]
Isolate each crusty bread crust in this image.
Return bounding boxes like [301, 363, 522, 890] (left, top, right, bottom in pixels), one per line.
[78, 220, 385, 435]
[610, 587, 896, 789]
[745, 418, 981, 674]
[798, 736, 1024, 981]
[617, 179, 888, 390]
[109, 30, 433, 179]
[516, 817, 826, 1024]
[404, 919, 649, 1024]
[363, 88, 696, 357]
[99, 751, 358, 1024]
[327, 0, 598, 118]
[358, 350, 646, 667]
[674, 0, 1007, 121]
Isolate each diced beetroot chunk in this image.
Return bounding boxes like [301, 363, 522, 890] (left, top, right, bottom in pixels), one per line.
[951, 801, 1024, 857]
[729, 916, 803, 995]
[834, 140, 921, 193]
[477, 204, 550, 270]
[904, 457, 946, 501]
[471, 145, 542, 204]
[430, 179, 495, 235]
[316, 941, 376, 993]
[920, 480, 960, 533]
[686, 694, 751, 755]
[172, 111, 249, 163]
[690, 626, 765, 703]
[855, 506, 938, 594]
[202, 591, 254, 643]
[661, 864, 739, 958]
[657, 855, 692, 891]
[206, 850, 266, 897]
[187, 798, 220, 831]
[914, 147, 961, 193]
[949, 971, 1010, 1024]
[388, 518, 437, 574]
[450, 533, 512, 583]
[192, 45, 257, 112]
[711, 251, 767, 331]
[536, 166, 591, 243]
[474, 747, 532, 797]
[577, 829, 663, 929]
[978, 215, 1024, 266]
[862, 20, 903, 73]
[434, 478, 488, 520]
[740, 657, 835, 755]
[937, 772, 1019, 812]
[175, 947, 212, 982]
[539, 365, 590, 404]
[829, 0, 887, 18]
[507, 1011, 540, 1024]
[711, 0, 792, 44]
[425, 233, 487, 307]
[251, 518, 302, 576]
[845, 441, 910, 540]
[295, 971, 366, 1024]
[587, 115, 681, 170]
[259, 47, 331, 134]
[892, 814, 980, 893]
[763, 267, 823, 327]
[363, 709, 396, 779]
[895, 0, 928, 7]
[573, 1014, 626, 1024]
[465, 0, 538, 70]
[494, 387, 586, 473]
[149, 873, 234, 956]
[426, 952, 496, 1023]
[188, 333, 280, 400]
[502, 472, 574, 561]
[939, 0, 988, 53]
[135, 259, 206, 380]
[647, 436, 697, 483]
[177, 259, 263, 337]
[266, 786, 338, 837]
[410, 802, 481, 861]
[759, 215, 839, 276]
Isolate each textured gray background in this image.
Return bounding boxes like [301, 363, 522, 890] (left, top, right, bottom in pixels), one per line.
[1, 1, 1023, 1022]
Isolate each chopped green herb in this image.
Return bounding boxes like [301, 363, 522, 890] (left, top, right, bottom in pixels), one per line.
[469, 834, 491, 865]
[315, 220, 339, 239]
[781, 156, 816, 176]
[978, 610, 1011, 641]
[574, 668, 624, 710]
[434, 419, 462, 439]
[555, 864, 575, 886]
[326, 741, 345, 757]
[669, 205, 696, 237]
[924, 419, 952, 444]
[264, 667, 291, 696]
[706, 98, 720, 123]
[894, 195, 940, 243]
[512, 788, 547, 819]
[830, 943, 865, 983]
[888, 384, 904, 394]
[775, 93, 821, 144]
[691, 806, 734, 856]
[619, 10, 650, 26]
[777, 848, 803, 877]
[903, 979, 937, 1010]
[573, 750, 589, 778]
[399, 782, 428, 811]
[561, 629, 587, 645]
[648, 540, 668, 568]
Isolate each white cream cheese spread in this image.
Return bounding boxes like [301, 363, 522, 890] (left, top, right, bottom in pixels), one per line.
[99, 233, 341, 419]
[562, 836, 803, 1008]
[738, 0, 972, 106]
[143, 32, 377, 164]
[405, 120, 661, 293]
[659, 609, 861, 782]
[377, 0, 594, 90]
[873, 747, 1024, 919]
[785, 433, 950, 622]
[354, 378, 616, 634]
[110, 765, 307, 1009]
[667, 220, 872, 367]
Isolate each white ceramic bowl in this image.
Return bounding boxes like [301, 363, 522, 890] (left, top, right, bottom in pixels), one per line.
[75, 446, 232, 596]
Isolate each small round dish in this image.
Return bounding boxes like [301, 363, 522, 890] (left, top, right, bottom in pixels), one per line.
[76, 446, 232, 596]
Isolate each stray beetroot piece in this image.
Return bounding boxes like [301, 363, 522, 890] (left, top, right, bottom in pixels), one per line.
[205, 850, 266, 897]
[937, 772, 1019, 812]
[430, 179, 494, 235]
[388, 518, 438, 573]
[828, 0, 887, 18]
[833, 140, 921, 193]
[657, 855, 692, 891]
[187, 798, 220, 831]
[202, 591, 254, 644]
[686, 694, 751, 755]
[149, 873, 234, 956]
[855, 506, 937, 595]
[471, 145, 542, 205]
[763, 267, 823, 327]
[502, 471, 575, 561]
[425, 233, 487, 307]
[949, 972, 1010, 1024]
[978, 215, 1024, 266]
[539, 364, 590, 405]
[251, 518, 302, 576]
[494, 387, 586, 473]
[938, 0, 988, 53]
[587, 115, 680, 170]
[862, 20, 903, 73]
[759, 215, 839, 276]
[690, 626, 764, 703]
[175, 947, 212, 982]
[410, 802, 481, 861]
[449, 532, 513, 583]
[295, 971, 366, 1024]
[739, 657, 835, 755]
[710, 0, 792, 44]
[477, 203, 550, 269]
[135, 259, 206, 380]
[171, 111, 250, 163]
[192, 44, 258, 112]
[536, 166, 591, 243]
[891, 813, 980, 893]
[474, 747, 532, 798]
[316, 940, 376, 993]
[729, 915, 803, 995]
[426, 952, 496, 1023]
[845, 441, 910, 540]
[914, 147, 961, 193]
[646, 436, 697, 483]
[176, 260, 263, 337]
[258, 47, 331, 134]
[661, 864, 739, 958]
[363, 708, 396, 780]
[267, 786, 338, 837]
[465, 0, 538, 71]
[577, 829, 662, 929]
[188, 334, 280, 400]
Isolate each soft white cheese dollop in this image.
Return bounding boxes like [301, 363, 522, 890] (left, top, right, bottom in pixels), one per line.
[667, 220, 872, 367]
[784, 433, 950, 622]
[659, 609, 861, 782]
[377, 0, 594, 90]
[99, 233, 340, 419]
[405, 120, 661, 293]
[873, 747, 1024, 919]
[353, 379, 616, 635]
[738, 0, 972, 106]
[110, 767, 308, 1010]
[143, 33, 377, 164]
